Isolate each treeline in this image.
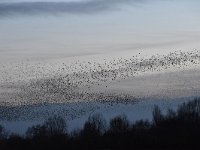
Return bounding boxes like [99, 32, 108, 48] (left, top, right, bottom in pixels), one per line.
[1, 98, 200, 149]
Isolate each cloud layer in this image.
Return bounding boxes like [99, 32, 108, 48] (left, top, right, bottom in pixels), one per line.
[0, 0, 140, 17]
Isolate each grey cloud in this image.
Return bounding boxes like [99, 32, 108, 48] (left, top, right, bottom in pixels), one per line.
[0, 0, 141, 17]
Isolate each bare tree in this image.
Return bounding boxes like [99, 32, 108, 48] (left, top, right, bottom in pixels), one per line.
[109, 114, 130, 133]
[26, 124, 47, 138]
[88, 113, 107, 134]
[81, 113, 107, 137]
[152, 105, 163, 125]
[44, 115, 67, 136]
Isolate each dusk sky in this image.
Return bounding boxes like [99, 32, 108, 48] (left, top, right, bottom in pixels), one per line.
[0, 0, 200, 55]
[1, 0, 200, 135]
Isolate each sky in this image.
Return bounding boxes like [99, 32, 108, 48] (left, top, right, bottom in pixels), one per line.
[0, 0, 200, 132]
[0, 0, 200, 56]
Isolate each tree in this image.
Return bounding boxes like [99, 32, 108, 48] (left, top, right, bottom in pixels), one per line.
[81, 113, 107, 137]
[87, 113, 107, 134]
[109, 115, 130, 133]
[26, 124, 47, 138]
[177, 98, 200, 122]
[152, 105, 164, 125]
[44, 115, 67, 136]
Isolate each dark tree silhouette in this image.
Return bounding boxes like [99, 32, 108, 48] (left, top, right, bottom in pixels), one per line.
[177, 98, 200, 123]
[26, 115, 67, 139]
[26, 124, 47, 138]
[152, 105, 164, 125]
[87, 113, 107, 134]
[109, 114, 130, 133]
[80, 113, 107, 137]
[2, 98, 200, 149]
[44, 115, 67, 136]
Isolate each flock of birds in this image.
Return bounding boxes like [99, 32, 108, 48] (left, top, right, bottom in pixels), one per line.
[0, 50, 200, 121]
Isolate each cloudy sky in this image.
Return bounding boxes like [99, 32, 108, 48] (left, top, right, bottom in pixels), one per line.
[0, 0, 200, 56]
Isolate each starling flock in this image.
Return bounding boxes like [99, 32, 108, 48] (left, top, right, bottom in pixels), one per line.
[0, 50, 200, 121]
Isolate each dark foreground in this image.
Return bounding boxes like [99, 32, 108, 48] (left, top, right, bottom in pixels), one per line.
[1, 98, 200, 149]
